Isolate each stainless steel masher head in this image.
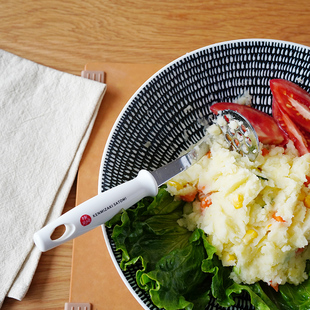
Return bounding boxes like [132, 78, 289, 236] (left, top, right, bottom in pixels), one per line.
[215, 109, 260, 161]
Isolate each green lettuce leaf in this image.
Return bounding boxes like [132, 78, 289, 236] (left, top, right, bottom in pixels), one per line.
[106, 186, 310, 310]
[201, 239, 278, 309]
[259, 261, 310, 309]
[140, 229, 212, 310]
[107, 187, 191, 271]
[106, 187, 213, 309]
[201, 236, 310, 309]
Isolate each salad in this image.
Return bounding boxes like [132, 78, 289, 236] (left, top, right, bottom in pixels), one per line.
[106, 79, 310, 310]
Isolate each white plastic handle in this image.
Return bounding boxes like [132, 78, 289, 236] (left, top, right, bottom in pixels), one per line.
[33, 170, 158, 252]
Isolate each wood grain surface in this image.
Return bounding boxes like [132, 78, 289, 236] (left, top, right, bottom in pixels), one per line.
[1, 0, 310, 309]
[2, 0, 310, 74]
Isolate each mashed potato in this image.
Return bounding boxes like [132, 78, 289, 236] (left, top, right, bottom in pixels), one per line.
[166, 124, 310, 287]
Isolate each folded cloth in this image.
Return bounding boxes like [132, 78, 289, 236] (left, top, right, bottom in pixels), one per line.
[0, 49, 106, 306]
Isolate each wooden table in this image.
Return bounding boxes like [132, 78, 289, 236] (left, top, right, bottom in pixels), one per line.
[1, 0, 310, 309]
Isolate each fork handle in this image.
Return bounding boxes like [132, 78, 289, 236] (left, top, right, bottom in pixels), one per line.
[33, 170, 158, 252]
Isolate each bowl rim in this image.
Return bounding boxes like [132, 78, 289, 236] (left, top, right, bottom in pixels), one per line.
[97, 37, 310, 193]
[98, 38, 310, 310]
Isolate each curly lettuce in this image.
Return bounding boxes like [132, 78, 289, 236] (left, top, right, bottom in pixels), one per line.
[106, 186, 310, 310]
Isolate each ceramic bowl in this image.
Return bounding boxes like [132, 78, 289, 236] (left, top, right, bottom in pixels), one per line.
[99, 39, 310, 310]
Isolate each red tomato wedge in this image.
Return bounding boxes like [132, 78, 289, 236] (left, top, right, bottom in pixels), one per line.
[270, 79, 310, 132]
[210, 102, 287, 145]
[272, 98, 310, 156]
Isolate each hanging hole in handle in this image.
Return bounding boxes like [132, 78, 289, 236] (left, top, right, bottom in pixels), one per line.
[51, 224, 66, 240]
[50, 223, 75, 242]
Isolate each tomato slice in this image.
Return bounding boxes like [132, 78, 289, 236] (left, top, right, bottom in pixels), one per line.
[210, 102, 287, 145]
[272, 98, 310, 156]
[270, 79, 310, 132]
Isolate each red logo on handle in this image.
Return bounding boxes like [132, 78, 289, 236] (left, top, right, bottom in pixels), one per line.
[80, 214, 92, 226]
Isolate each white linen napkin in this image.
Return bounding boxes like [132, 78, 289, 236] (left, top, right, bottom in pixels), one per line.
[0, 49, 106, 306]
